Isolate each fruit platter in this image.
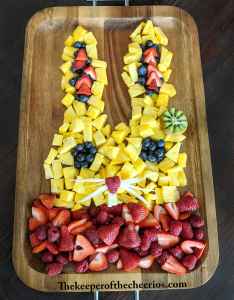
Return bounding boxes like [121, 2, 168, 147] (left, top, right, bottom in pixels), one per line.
[13, 6, 219, 292]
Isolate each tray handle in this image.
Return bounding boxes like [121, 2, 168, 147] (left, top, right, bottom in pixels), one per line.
[92, 0, 129, 6]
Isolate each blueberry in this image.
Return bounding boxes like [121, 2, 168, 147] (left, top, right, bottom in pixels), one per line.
[145, 40, 154, 48]
[140, 44, 146, 51]
[76, 144, 84, 152]
[77, 154, 85, 162]
[137, 76, 146, 86]
[142, 138, 151, 150]
[86, 154, 95, 162]
[148, 154, 158, 163]
[73, 41, 85, 49]
[146, 89, 156, 96]
[138, 65, 147, 77]
[84, 142, 93, 150]
[157, 139, 165, 148]
[149, 142, 157, 151]
[155, 148, 165, 159]
[140, 151, 148, 161]
[75, 161, 82, 169]
[71, 66, 78, 73]
[76, 95, 89, 103]
[81, 161, 89, 168]
[89, 146, 97, 155]
[86, 58, 92, 66]
[69, 77, 77, 86]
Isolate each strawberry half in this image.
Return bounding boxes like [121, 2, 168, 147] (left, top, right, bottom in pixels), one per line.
[127, 203, 149, 224]
[97, 223, 120, 246]
[161, 255, 187, 275]
[67, 219, 88, 233]
[88, 253, 108, 272]
[46, 241, 59, 255]
[84, 66, 96, 80]
[164, 203, 179, 220]
[75, 75, 92, 90]
[70, 221, 92, 235]
[52, 209, 71, 227]
[72, 60, 86, 71]
[105, 176, 121, 194]
[28, 217, 42, 231]
[118, 223, 141, 249]
[32, 241, 47, 253]
[38, 193, 56, 209]
[46, 262, 63, 277]
[182, 254, 197, 271]
[32, 206, 48, 224]
[73, 234, 95, 262]
[122, 204, 133, 223]
[29, 232, 41, 247]
[48, 208, 61, 221]
[120, 248, 140, 271]
[159, 214, 171, 232]
[138, 255, 155, 269]
[75, 48, 88, 61]
[180, 240, 206, 254]
[144, 47, 157, 58]
[154, 205, 167, 221]
[59, 225, 74, 252]
[147, 64, 157, 76]
[95, 243, 118, 254]
[157, 233, 180, 249]
[77, 83, 91, 96]
[139, 213, 160, 228]
[177, 192, 199, 212]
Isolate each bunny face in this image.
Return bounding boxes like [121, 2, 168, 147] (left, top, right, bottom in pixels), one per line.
[44, 20, 188, 211]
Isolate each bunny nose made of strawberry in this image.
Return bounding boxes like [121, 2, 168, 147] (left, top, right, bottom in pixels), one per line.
[105, 176, 121, 194]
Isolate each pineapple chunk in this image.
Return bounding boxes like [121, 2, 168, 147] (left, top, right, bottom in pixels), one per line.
[59, 122, 70, 134]
[45, 148, 58, 165]
[140, 115, 159, 128]
[131, 106, 142, 121]
[178, 153, 187, 168]
[139, 125, 154, 138]
[131, 97, 145, 108]
[99, 146, 119, 160]
[156, 94, 169, 107]
[52, 134, 63, 146]
[165, 142, 182, 163]
[63, 167, 77, 179]
[71, 118, 84, 133]
[157, 106, 167, 117]
[127, 137, 142, 149]
[61, 53, 72, 62]
[167, 169, 180, 186]
[119, 163, 137, 179]
[163, 69, 172, 82]
[94, 130, 106, 146]
[86, 44, 97, 59]
[101, 124, 111, 137]
[142, 20, 154, 36]
[60, 137, 77, 154]
[60, 190, 75, 203]
[160, 83, 176, 98]
[112, 130, 128, 144]
[91, 81, 104, 98]
[144, 170, 159, 182]
[123, 53, 141, 65]
[44, 164, 53, 179]
[111, 145, 129, 165]
[63, 46, 76, 58]
[165, 134, 186, 142]
[152, 128, 165, 140]
[128, 84, 145, 98]
[55, 198, 74, 208]
[92, 59, 107, 69]
[51, 179, 64, 194]
[133, 158, 146, 174]
[155, 188, 164, 204]
[84, 31, 97, 45]
[130, 22, 145, 40]
[90, 153, 104, 172]
[158, 158, 175, 173]
[144, 95, 154, 107]
[82, 118, 92, 142]
[60, 60, 72, 74]
[154, 26, 168, 45]
[73, 101, 86, 116]
[72, 25, 87, 41]
[52, 160, 63, 179]
[121, 72, 134, 87]
[106, 164, 121, 177]
[87, 106, 101, 119]
[131, 34, 142, 44]
[65, 178, 75, 190]
[165, 141, 173, 151]
[93, 193, 106, 206]
[158, 47, 173, 72]
[115, 122, 130, 133]
[143, 106, 157, 118]
[79, 168, 95, 178]
[162, 186, 180, 203]
[128, 63, 138, 82]
[61, 93, 74, 107]
[124, 144, 140, 162]
[64, 106, 76, 123]
[92, 114, 107, 130]
[95, 68, 108, 85]
[128, 42, 142, 54]
[60, 152, 74, 166]
[65, 86, 76, 94]
[64, 35, 74, 46]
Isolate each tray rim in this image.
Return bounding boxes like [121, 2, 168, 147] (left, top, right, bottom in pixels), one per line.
[12, 5, 219, 292]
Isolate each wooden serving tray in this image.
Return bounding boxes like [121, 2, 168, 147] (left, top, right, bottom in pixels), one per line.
[13, 5, 219, 292]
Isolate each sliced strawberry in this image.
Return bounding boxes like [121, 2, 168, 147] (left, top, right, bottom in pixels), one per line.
[144, 53, 157, 65]
[139, 213, 160, 228]
[118, 223, 141, 249]
[120, 248, 140, 271]
[122, 204, 133, 223]
[144, 47, 157, 58]
[46, 241, 59, 255]
[141, 228, 158, 251]
[38, 193, 56, 209]
[159, 214, 171, 232]
[169, 245, 184, 260]
[147, 63, 157, 76]
[177, 192, 199, 212]
[96, 210, 109, 224]
[105, 176, 121, 194]
[73, 234, 95, 262]
[67, 219, 88, 233]
[75, 48, 87, 61]
[164, 203, 179, 220]
[84, 66, 96, 80]
[72, 60, 86, 71]
[59, 225, 74, 252]
[28, 217, 42, 231]
[148, 80, 157, 91]
[97, 223, 120, 246]
[127, 203, 149, 224]
[154, 205, 167, 221]
[182, 254, 197, 271]
[41, 251, 54, 263]
[56, 254, 69, 265]
[146, 72, 157, 86]
[106, 249, 119, 263]
[157, 233, 180, 249]
[169, 221, 182, 236]
[194, 244, 206, 259]
[32, 241, 47, 253]
[88, 253, 108, 272]
[77, 83, 92, 96]
[70, 221, 92, 235]
[161, 255, 187, 275]
[181, 222, 194, 239]
[150, 241, 163, 258]
[46, 262, 63, 277]
[48, 208, 61, 221]
[180, 240, 206, 254]
[29, 232, 41, 247]
[32, 206, 48, 224]
[116, 259, 123, 269]
[179, 211, 192, 220]
[95, 243, 118, 254]
[138, 255, 155, 269]
[108, 204, 122, 216]
[72, 208, 89, 220]
[84, 226, 101, 248]
[190, 215, 205, 228]
[75, 75, 92, 90]
[52, 209, 71, 227]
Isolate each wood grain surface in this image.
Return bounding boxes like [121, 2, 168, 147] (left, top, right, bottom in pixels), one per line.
[0, 0, 234, 299]
[12, 5, 218, 292]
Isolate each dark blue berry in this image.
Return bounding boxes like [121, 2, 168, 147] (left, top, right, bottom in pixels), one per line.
[81, 161, 89, 168]
[142, 138, 151, 149]
[149, 142, 157, 151]
[145, 40, 154, 48]
[89, 146, 97, 155]
[84, 142, 93, 150]
[73, 41, 85, 49]
[75, 95, 89, 103]
[77, 154, 85, 162]
[75, 161, 82, 168]
[69, 77, 78, 86]
[140, 151, 148, 161]
[137, 76, 146, 86]
[157, 139, 165, 148]
[138, 65, 147, 77]
[76, 144, 84, 152]
[155, 148, 165, 159]
[86, 58, 92, 66]
[86, 154, 95, 162]
[146, 89, 156, 96]
[148, 154, 158, 163]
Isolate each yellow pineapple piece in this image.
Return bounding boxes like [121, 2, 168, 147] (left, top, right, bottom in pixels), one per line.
[178, 170, 187, 186]
[90, 153, 104, 172]
[60, 190, 75, 203]
[71, 118, 84, 133]
[82, 118, 92, 142]
[140, 115, 159, 128]
[59, 122, 70, 134]
[102, 156, 110, 166]
[87, 106, 101, 119]
[61, 93, 74, 107]
[127, 137, 142, 149]
[84, 31, 97, 45]
[144, 95, 154, 106]
[92, 59, 107, 69]
[154, 26, 168, 45]
[133, 158, 146, 174]
[160, 83, 176, 98]
[45, 148, 58, 165]
[165, 134, 186, 142]
[158, 47, 173, 72]
[132, 106, 142, 120]
[73, 182, 85, 194]
[63, 167, 77, 179]
[143, 170, 159, 182]
[124, 144, 140, 162]
[156, 94, 169, 107]
[79, 168, 95, 178]
[121, 72, 134, 87]
[165, 141, 173, 151]
[165, 142, 181, 163]
[119, 193, 137, 204]
[63, 46, 76, 58]
[123, 53, 141, 65]
[60, 137, 77, 154]
[60, 61, 72, 74]
[163, 69, 172, 82]
[52, 134, 63, 146]
[60, 152, 74, 166]
[51, 179, 64, 194]
[93, 193, 106, 206]
[64, 106, 76, 123]
[162, 186, 180, 203]
[65, 86, 76, 94]
[139, 124, 154, 138]
[94, 130, 106, 146]
[155, 188, 164, 204]
[131, 97, 145, 107]
[91, 81, 104, 98]
[119, 163, 137, 179]
[55, 198, 74, 208]
[128, 42, 142, 54]
[106, 164, 121, 177]
[101, 124, 111, 137]
[130, 21, 145, 40]
[112, 130, 128, 144]
[128, 63, 138, 82]
[178, 153, 187, 168]
[142, 20, 154, 36]
[132, 34, 142, 44]
[143, 106, 157, 118]
[64, 35, 74, 46]
[86, 44, 97, 59]
[52, 160, 63, 179]
[99, 146, 119, 160]
[128, 84, 145, 98]
[167, 169, 180, 186]
[73, 101, 86, 116]
[44, 164, 53, 179]
[157, 106, 167, 117]
[104, 137, 115, 146]
[72, 25, 87, 41]
[95, 68, 108, 85]
[93, 114, 107, 130]
[158, 158, 175, 173]
[111, 145, 129, 165]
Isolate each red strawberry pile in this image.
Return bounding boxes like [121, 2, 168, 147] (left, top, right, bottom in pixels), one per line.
[28, 192, 206, 276]
[138, 42, 164, 95]
[71, 47, 96, 102]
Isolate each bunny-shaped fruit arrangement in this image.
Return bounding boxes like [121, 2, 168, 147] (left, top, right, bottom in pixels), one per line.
[28, 21, 206, 276]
